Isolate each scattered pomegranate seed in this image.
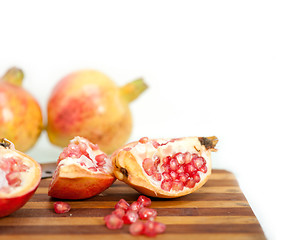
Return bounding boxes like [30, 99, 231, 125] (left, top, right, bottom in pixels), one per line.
[137, 195, 151, 207]
[54, 201, 71, 214]
[138, 207, 157, 220]
[104, 214, 124, 229]
[112, 208, 126, 219]
[129, 220, 145, 235]
[106, 197, 166, 236]
[139, 137, 149, 144]
[115, 199, 130, 211]
[129, 201, 142, 212]
[123, 210, 139, 224]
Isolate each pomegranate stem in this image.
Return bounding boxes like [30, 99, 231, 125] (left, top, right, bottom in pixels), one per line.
[120, 78, 148, 103]
[1, 67, 24, 86]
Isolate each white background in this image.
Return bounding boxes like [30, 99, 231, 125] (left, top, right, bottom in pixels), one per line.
[1, 1, 306, 239]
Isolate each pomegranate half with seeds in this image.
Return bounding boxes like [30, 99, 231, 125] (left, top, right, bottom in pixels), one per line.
[48, 136, 115, 199]
[112, 136, 218, 198]
[0, 138, 41, 217]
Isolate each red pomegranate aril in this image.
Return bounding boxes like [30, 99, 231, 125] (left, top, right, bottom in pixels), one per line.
[178, 173, 189, 183]
[95, 154, 107, 166]
[169, 158, 179, 171]
[142, 158, 155, 176]
[129, 201, 142, 212]
[172, 180, 184, 191]
[88, 167, 97, 172]
[173, 152, 184, 164]
[153, 172, 162, 181]
[153, 156, 160, 168]
[123, 210, 139, 224]
[162, 172, 171, 181]
[54, 201, 71, 214]
[6, 172, 21, 187]
[137, 195, 151, 207]
[184, 152, 192, 164]
[200, 164, 208, 173]
[104, 214, 124, 229]
[154, 221, 166, 234]
[185, 163, 197, 175]
[162, 164, 171, 173]
[162, 156, 171, 165]
[193, 157, 204, 169]
[139, 207, 157, 220]
[185, 178, 196, 188]
[112, 208, 125, 219]
[161, 179, 172, 191]
[115, 199, 130, 211]
[139, 137, 149, 144]
[193, 173, 201, 183]
[129, 220, 145, 236]
[176, 165, 184, 174]
[169, 171, 178, 180]
[152, 141, 160, 148]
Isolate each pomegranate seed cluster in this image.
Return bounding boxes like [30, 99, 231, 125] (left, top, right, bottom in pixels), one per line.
[104, 195, 166, 237]
[0, 156, 29, 193]
[57, 138, 108, 172]
[142, 149, 208, 192]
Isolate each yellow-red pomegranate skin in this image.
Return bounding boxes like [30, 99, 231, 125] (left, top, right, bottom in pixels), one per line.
[47, 70, 147, 154]
[0, 68, 43, 152]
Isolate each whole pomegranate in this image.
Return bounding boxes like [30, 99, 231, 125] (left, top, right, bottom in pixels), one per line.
[47, 70, 147, 154]
[0, 67, 43, 152]
[111, 136, 218, 198]
[48, 136, 115, 199]
[0, 138, 41, 217]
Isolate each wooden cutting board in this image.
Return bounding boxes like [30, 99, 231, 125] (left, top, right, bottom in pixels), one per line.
[0, 169, 266, 240]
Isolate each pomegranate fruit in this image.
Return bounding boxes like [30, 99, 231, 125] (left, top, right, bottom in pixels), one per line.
[112, 136, 218, 198]
[0, 67, 43, 152]
[0, 138, 41, 217]
[46, 69, 147, 154]
[48, 136, 115, 199]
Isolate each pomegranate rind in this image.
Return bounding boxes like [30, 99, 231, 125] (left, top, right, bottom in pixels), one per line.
[0, 141, 41, 217]
[112, 136, 217, 198]
[48, 164, 115, 199]
[48, 137, 116, 200]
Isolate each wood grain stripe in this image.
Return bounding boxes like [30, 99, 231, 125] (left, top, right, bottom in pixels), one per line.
[6, 207, 254, 218]
[0, 233, 266, 240]
[0, 216, 259, 226]
[0, 224, 263, 234]
[22, 200, 249, 209]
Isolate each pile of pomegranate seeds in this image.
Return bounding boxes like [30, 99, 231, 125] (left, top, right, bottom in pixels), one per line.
[54, 201, 71, 214]
[104, 195, 166, 237]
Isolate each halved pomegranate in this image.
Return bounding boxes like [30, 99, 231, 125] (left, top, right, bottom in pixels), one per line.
[0, 138, 41, 217]
[48, 136, 115, 199]
[112, 136, 218, 198]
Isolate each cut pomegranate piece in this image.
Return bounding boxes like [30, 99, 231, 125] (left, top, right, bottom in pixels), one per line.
[129, 220, 145, 235]
[54, 201, 71, 214]
[0, 138, 41, 217]
[48, 137, 115, 200]
[104, 214, 124, 229]
[112, 136, 218, 198]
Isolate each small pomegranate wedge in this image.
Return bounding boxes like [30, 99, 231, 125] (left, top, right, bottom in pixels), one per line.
[0, 139, 41, 217]
[48, 136, 115, 199]
[112, 136, 218, 198]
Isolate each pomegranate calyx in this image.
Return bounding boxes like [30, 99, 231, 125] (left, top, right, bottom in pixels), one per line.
[119, 78, 148, 103]
[198, 136, 218, 151]
[1, 67, 24, 87]
[0, 138, 14, 149]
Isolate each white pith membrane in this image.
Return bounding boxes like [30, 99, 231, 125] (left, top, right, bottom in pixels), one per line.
[128, 137, 211, 193]
[57, 136, 113, 175]
[0, 152, 36, 197]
